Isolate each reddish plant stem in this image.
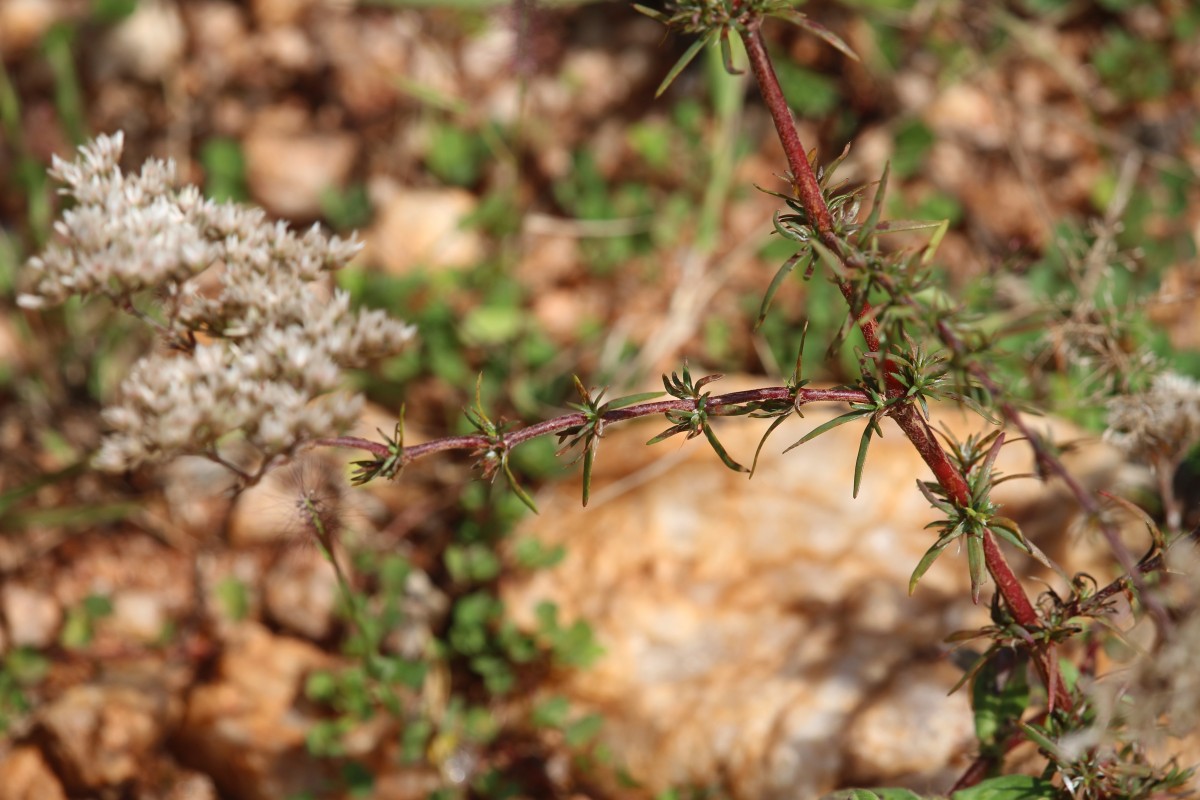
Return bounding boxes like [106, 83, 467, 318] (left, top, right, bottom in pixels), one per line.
[739, 23, 1067, 707]
[321, 385, 869, 463]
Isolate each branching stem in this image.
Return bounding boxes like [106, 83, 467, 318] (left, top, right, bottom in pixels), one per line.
[739, 22, 1070, 709]
[321, 385, 868, 462]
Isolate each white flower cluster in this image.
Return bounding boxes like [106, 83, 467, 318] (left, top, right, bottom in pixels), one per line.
[21, 132, 417, 475]
[1104, 371, 1200, 468]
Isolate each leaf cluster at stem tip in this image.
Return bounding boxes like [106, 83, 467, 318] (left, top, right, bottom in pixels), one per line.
[636, 0, 857, 97]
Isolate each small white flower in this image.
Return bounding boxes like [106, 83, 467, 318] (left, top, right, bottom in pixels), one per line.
[19, 132, 419, 476]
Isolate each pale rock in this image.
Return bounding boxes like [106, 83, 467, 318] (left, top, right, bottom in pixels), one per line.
[843, 660, 975, 786]
[2, 583, 62, 649]
[924, 82, 1004, 150]
[174, 621, 336, 800]
[502, 376, 1125, 798]
[110, 590, 169, 642]
[163, 456, 239, 540]
[244, 111, 358, 219]
[100, 0, 186, 82]
[261, 26, 316, 72]
[38, 682, 176, 792]
[164, 771, 220, 800]
[263, 546, 338, 640]
[186, 1, 251, 87]
[251, 0, 314, 27]
[0, 746, 67, 800]
[0, 0, 60, 57]
[366, 188, 484, 273]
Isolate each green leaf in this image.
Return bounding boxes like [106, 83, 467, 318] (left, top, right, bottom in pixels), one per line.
[602, 391, 665, 411]
[951, 774, 1059, 800]
[859, 162, 890, 241]
[751, 412, 794, 476]
[503, 457, 538, 514]
[631, 3, 667, 22]
[967, 535, 986, 604]
[821, 790, 924, 800]
[757, 250, 812, 329]
[873, 219, 947, 234]
[972, 656, 1029, 747]
[581, 439, 596, 507]
[909, 538, 952, 595]
[655, 34, 713, 98]
[852, 422, 877, 498]
[780, 11, 861, 62]
[783, 408, 869, 453]
[703, 424, 750, 473]
[810, 239, 846, 279]
[564, 713, 604, 747]
[647, 422, 690, 445]
[531, 695, 571, 729]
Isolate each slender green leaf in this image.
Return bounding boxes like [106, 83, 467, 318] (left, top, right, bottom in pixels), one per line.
[503, 457, 538, 514]
[780, 12, 860, 63]
[910, 539, 952, 594]
[873, 219, 946, 234]
[810, 239, 845, 279]
[1016, 723, 1061, 759]
[756, 251, 811, 329]
[860, 162, 889, 241]
[951, 773, 1059, 800]
[703, 424, 749, 473]
[631, 3, 666, 22]
[782, 408, 869, 453]
[718, 28, 742, 75]
[972, 656, 1029, 746]
[967, 535, 985, 603]
[915, 479, 955, 515]
[581, 439, 596, 507]
[655, 34, 713, 98]
[647, 422, 690, 445]
[602, 391, 665, 411]
[920, 218, 950, 268]
[751, 411, 794, 477]
[852, 424, 875, 498]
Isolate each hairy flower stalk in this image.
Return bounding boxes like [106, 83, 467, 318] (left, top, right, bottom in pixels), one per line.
[21, 133, 417, 481]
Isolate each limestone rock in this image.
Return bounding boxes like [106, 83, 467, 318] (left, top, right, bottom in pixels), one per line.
[502, 377, 1125, 798]
[174, 621, 336, 800]
[2, 583, 62, 649]
[37, 681, 177, 793]
[243, 109, 358, 219]
[366, 185, 484, 273]
[263, 546, 339, 640]
[0, 746, 67, 800]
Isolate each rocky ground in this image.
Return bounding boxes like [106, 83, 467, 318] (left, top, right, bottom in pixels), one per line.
[0, 1, 1198, 798]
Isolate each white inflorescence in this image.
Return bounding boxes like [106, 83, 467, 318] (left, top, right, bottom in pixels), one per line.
[20, 132, 417, 473]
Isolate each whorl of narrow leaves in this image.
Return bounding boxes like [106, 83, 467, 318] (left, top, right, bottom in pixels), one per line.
[557, 377, 663, 506]
[650, 364, 749, 473]
[635, 0, 857, 97]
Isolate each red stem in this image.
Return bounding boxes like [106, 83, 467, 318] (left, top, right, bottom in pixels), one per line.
[739, 23, 1067, 709]
[320, 385, 868, 463]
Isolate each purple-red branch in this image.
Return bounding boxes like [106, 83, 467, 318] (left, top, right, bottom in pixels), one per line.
[320, 385, 869, 462]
